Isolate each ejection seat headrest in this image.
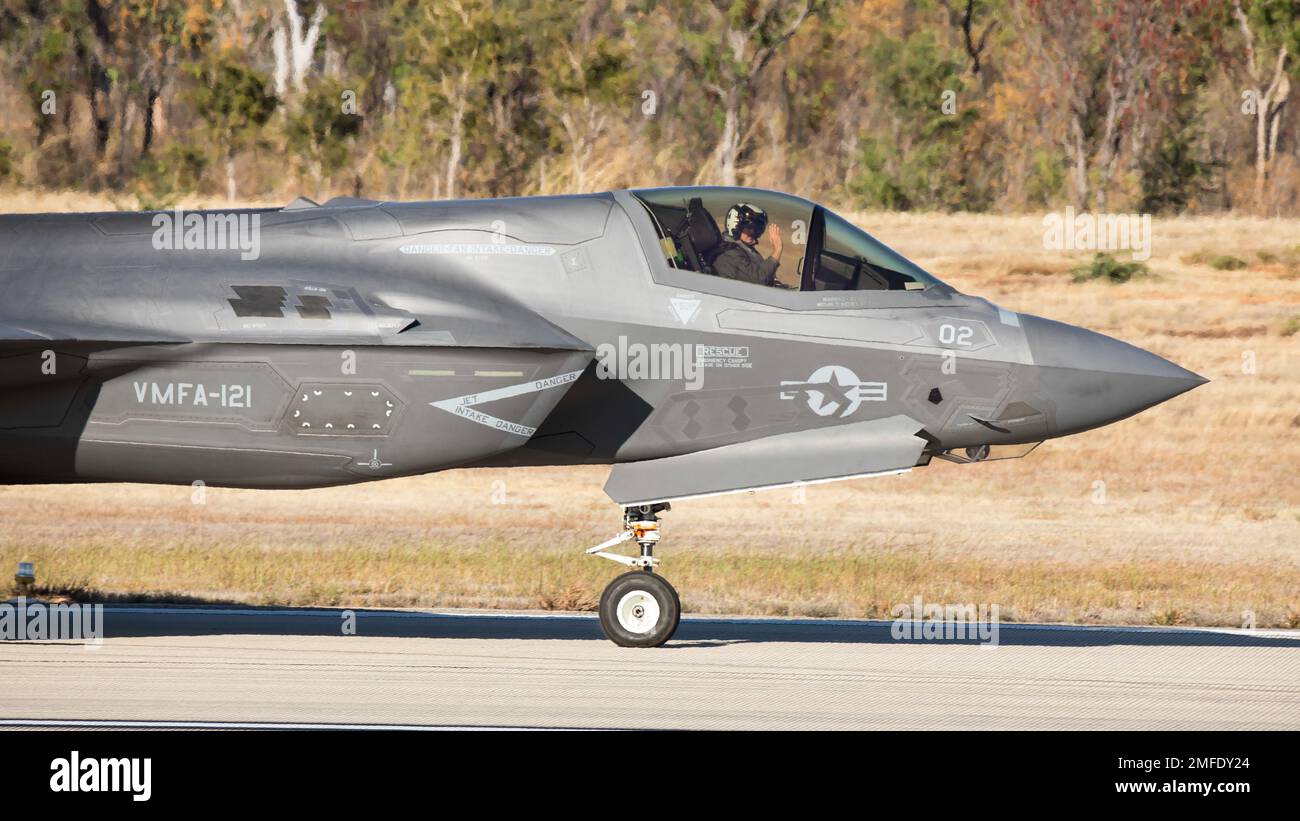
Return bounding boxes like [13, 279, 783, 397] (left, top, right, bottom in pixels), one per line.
[685, 198, 723, 259]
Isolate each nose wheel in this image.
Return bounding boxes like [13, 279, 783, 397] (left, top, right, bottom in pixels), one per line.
[599, 571, 681, 647]
[587, 503, 680, 647]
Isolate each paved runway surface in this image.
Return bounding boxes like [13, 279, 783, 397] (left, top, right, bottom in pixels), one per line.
[3, 605, 1299, 729]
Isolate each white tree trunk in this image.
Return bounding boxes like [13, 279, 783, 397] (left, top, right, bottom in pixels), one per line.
[1235, 1, 1290, 213]
[273, 0, 326, 98]
[717, 88, 740, 186]
[272, 27, 289, 98]
[445, 94, 465, 200]
[1066, 113, 1089, 211]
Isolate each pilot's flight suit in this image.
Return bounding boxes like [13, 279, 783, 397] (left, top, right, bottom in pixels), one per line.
[712, 239, 780, 285]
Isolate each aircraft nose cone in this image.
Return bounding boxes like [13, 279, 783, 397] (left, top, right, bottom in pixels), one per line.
[1021, 314, 1207, 435]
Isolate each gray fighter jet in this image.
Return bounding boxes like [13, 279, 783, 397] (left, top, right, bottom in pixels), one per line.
[0, 186, 1205, 645]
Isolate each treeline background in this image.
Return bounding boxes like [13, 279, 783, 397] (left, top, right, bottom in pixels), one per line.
[1, 0, 1298, 214]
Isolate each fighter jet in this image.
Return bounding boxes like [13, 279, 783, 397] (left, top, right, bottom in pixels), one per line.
[0, 186, 1205, 646]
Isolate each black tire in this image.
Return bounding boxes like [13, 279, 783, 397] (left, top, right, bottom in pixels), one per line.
[598, 571, 681, 647]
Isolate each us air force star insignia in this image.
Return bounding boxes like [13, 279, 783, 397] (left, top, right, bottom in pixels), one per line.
[779, 365, 888, 418]
[430, 370, 584, 436]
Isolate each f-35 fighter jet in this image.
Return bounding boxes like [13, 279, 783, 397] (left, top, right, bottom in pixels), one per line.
[0, 187, 1205, 645]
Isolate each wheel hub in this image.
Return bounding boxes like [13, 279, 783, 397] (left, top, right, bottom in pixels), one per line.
[616, 590, 660, 634]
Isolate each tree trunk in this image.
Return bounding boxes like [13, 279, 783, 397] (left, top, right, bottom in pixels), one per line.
[90, 72, 112, 158]
[142, 88, 160, 154]
[118, 98, 138, 181]
[717, 87, 740, 186]
[560, 111, 585, 192]
[1067, 113, 1089, 211]
[445, 93, 465, 200]
[1255, 100, 1268, 212]
[226, 156, 237, 204]
[571, 140, 586, 192]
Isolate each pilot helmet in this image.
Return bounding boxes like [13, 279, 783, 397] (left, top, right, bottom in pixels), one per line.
[725, 203, 769, 241]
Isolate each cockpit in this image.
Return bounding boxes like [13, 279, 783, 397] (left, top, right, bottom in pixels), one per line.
[632, 186, 946, 293]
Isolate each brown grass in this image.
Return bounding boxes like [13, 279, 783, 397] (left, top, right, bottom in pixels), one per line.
[1, 200, 1298, 626]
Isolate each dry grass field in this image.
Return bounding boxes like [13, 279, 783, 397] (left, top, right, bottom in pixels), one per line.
[1, 192, 1297, 626]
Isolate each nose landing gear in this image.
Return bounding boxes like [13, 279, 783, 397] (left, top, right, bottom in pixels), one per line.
[586, 503, 680, 647]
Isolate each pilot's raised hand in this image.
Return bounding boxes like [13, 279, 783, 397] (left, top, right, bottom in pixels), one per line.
[769, 223, 783, 261]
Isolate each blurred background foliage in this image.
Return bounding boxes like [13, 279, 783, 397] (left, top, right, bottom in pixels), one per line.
[1, 0, 1299, 214]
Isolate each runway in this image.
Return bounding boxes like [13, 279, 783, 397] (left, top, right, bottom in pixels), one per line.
[2, 605, 1299, 730]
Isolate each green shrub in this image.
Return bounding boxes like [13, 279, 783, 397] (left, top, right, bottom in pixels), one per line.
[0, 139, 14, 183]
[1070, 253, 1150, 284]
[1209, 255, 1248, 270]
[130, 144, 208, 210]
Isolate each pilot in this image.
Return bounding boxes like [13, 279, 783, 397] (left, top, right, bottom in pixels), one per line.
[713, 202, 784, 286]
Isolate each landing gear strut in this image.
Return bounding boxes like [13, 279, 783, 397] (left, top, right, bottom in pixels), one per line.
[586, 503, 680, 647]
